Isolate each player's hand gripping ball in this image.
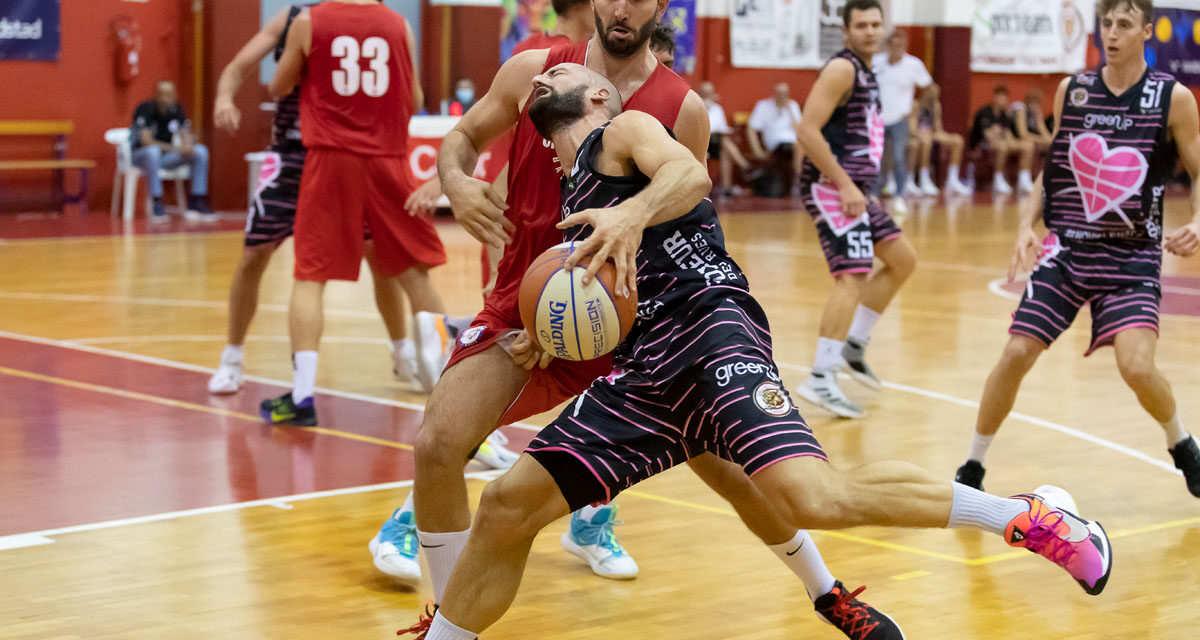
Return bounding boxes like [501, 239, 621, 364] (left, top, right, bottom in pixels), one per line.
[518, 242, 637, 361]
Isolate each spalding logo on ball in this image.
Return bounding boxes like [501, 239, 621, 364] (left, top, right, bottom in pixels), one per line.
[518, 242, 638, 361]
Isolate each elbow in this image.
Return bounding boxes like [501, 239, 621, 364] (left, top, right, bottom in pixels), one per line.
[695, 168, 713, 198]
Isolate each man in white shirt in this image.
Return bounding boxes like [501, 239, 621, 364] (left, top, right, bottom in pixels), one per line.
[748, 82, 804, 196]
[872, 30, 931, 196]
[699, 81, 760, 196]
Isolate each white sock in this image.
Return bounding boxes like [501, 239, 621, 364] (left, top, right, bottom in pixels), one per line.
[812, 337, 843, 374]
[291, 351, 318, 403]
[947, 482, 1028, 536]
[392, 338, 414, 355]
[947, 165, 960, 183]
[1161, 414, 1189, 448]
[426, 612, 476, 640]
[968, 433, 995, 463]
[399, 491, 415, 514]
[1018, 169, 1032, 183]
[847, 306, 881, 344]
[418, 528, 471, 603]
[221, 344, 244, 364]
[769, 530, 836, 600]
[920, 167, 932, 182]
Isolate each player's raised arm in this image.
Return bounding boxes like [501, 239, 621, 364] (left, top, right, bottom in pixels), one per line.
[437, 49, 549, 246]
[796, 58, 861, 214]
[214, 7, 290, 133]
[270, 10, 311, 99]
[1165, 84, 1200, 257]
[1009, 76, 1070, 281]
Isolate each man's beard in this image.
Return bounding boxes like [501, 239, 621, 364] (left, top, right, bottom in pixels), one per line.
[594, 11, 655, 58]
[529, 85, 589, 140]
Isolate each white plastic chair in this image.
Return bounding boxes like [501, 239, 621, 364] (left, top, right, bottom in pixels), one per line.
[105, 127, 190, 220]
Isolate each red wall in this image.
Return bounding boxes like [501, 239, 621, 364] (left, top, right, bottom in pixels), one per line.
[420, 1, 502, 114]
[0, 0, 190, 211]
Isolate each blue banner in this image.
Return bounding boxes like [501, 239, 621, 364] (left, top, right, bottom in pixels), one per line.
[1140, 8, 1200, 85]
[0, 0, 59, 62]
[663, 0, 696, 74]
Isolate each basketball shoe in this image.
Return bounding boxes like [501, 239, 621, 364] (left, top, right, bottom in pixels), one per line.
[207, 348, 244, 395]
[413, 312, 455, 393]
[393, 339, 419, 384]
[813, 581, 905, 639]
[796, 372, 866, 419]
[561, 505, 639, 580]
[1168, 435, 1200, 497]
[259, 393, 317, 426]
[472, 431, 520, 470]
[1004, 485, 1112, 595]
[841, 338, 881, 390]
[369, 507, 421, 586]
[954, 460, 986, 491]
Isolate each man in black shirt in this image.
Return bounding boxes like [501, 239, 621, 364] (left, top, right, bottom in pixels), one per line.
[969, 85, 1034, 195]
[131, 80, 213, 220]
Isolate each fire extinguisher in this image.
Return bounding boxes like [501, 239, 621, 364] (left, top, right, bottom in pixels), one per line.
[111, 16, 141, 86]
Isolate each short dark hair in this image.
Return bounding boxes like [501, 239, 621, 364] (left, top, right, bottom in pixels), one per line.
[1097, 0, 1153, 24]
[551, 0, 589, 17]
[993, 85, 1009, 96]
[843, 0, 883, 27]
[649, 21, 675, 55]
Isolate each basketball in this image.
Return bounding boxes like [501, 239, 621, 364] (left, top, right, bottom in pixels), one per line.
[518, 242, 638, 361]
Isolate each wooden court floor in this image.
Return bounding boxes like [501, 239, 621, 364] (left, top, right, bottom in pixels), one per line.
[1, 195, 1199, 638]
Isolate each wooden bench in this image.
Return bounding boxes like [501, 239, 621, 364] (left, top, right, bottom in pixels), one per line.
[0, 120, 95, 210]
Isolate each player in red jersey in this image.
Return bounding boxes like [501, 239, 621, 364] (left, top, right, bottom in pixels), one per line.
[388, 2, 900, 639]
[259, 0, 449, 426]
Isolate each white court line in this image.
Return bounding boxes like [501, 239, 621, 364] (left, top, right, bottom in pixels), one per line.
[0, 330, 1178, 473]
[0, 290, 380, 320]
[776, 362, 1181, 476]
[0, 329, 545, 434]
[0, 470, 505, 551]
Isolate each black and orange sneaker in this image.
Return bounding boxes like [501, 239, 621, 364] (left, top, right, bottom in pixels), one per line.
[397, 602, 437, 638]
[1168, 435, 1200, 497]
[813, 581, 905, 639]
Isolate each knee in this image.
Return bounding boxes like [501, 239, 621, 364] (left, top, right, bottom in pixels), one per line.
[415, 416, 474, 472]
[833, 272, 867, 294]
[475, 478, 540, 540]
[884, 242, 917, 280]
[239, 244, 274, 272]
[1001, 335, 1044, 369]
[137, 146, 161, 166]
[1117, 352, 1156, 389]
[192, 144, 209, 161]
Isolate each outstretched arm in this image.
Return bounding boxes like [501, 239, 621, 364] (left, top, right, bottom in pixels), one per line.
[1166, 84, 1200, 257]
[270, 10, 310, 98]
[558, 110, 712, 296]
[214, 7, 290, 133]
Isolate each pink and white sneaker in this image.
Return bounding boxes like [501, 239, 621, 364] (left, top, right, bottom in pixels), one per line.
[1003, 485, 1112, 595]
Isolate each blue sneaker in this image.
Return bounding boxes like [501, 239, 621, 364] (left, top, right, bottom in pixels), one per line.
[369, 507, 421, 586]
[560, 504, 638, 580]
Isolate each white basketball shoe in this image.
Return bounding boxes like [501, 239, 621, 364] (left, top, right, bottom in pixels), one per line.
[561, 504, 639, 580]
[207, 348, 244, 395]
[795, 372, 866, 419]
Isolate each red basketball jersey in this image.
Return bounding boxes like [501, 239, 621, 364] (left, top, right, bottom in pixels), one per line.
[485, 40, 691, 326]
[301, 2, 414, 156]
[513, 31, 572, 55]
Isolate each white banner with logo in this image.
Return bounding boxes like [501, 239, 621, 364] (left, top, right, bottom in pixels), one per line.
[970, 0, 1093, 73]
[730, 0, 844, 69]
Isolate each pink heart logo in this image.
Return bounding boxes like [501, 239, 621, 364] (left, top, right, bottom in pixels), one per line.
[1067, 133, 1146, 228]
[811, 182, 866, 237]
[256, 152, 283, 195]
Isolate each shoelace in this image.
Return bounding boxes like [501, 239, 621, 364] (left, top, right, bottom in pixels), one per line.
[1022, 510, 1077, 567]
[397, 602, 437, 638]
[387, 518, 419, 558]
[825, 585, 879, 639]
[576, 517, 626, 555]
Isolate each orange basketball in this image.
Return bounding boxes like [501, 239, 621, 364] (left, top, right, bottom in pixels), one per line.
[518, 241, 638, 361]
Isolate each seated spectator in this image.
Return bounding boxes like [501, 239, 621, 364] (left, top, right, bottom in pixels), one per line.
[1011, 88, 1054, 152]
[873, 29, 930, 197]
[748, 82, 804, 197]
[907, 83, 972, 196]
[448, 78, 476, 116]
[969, 85, 1034, 195]
[698, 81, 761, 197]
[132, 80, 212, 221]
[650, 21, 675, 69]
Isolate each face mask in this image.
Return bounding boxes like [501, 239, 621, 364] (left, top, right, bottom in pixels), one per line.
[455, 88, 474, 104]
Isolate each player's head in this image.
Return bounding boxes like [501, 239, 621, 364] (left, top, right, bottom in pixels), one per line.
[155, 81, 178, 111]
[842, 0, 885, 57]
[529, 63, 623, 139]
[1097, 0, 1153, 65]
[592, 0, 667, 59]
[649, 21, 675, 69]
[991, 85, 1009, 109]
[887, 29, 907, 58]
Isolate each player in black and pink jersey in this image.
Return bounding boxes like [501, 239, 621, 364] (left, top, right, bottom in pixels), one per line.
[794, 0, 917, 419]
[955, 0, 1200, 498]
[411, 62, 1113, 640]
